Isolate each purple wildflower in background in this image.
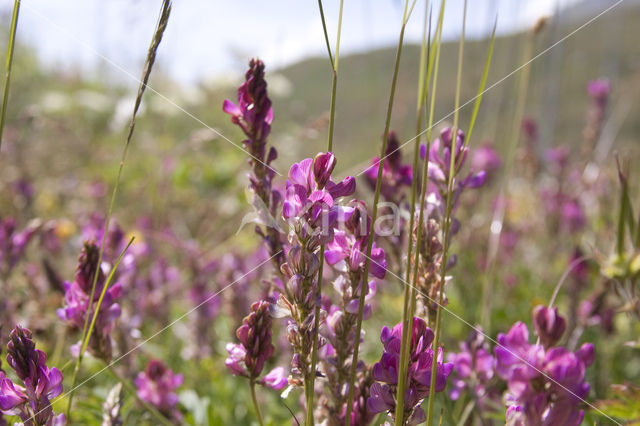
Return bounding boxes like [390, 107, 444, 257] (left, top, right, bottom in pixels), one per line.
[584, 78, 611, 146]
[135, 359, 183, 421]
[419, 128, 486, 223]
[368, 317, 453, 425]
[470, 143, 501, 182]
[0, 326, 65, 426]
[587, 78, 611, 106]
[0, 218, 37, 277]
[420, 127, 486, 191]
[364, 131, 413, 203]
[225, 300, 286, 390]
[448, 329, 499, 411]
[57, 241, 122, 361]
[81, 214, 132, 267]
[495, 307, 594, 426]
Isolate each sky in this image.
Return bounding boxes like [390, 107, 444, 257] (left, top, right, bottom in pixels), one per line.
[1, 0, 582, 85]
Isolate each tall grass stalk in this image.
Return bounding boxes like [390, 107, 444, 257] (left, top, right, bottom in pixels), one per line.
[65, 0, 172, 419]
[79, 237, 134, 357]
[0, 0, 20, 151]
[395, 2, 439, 423]
[480, 20, 539, 332]
[307, 2, 344, 424]
[344, 0, 417, 423]
[426, 1, 467, 423]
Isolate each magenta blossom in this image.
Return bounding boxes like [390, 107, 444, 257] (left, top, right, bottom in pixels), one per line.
[225, 301, 286, 390]
[0, 326, 65, 426]
[364, 131, 413, 203]
[532, 305, 566, 348]
[587, 78, 610, 105]
[448, 329, 498, 410]
[0, 218, 38, 277]
[368, 318, 453, 425]
[57, 242, 122, 361]
[470, 143, 501, 180]
[283, 152, 355, 246]
[495, 319, 594, 426]
[135, 359, 183, 421]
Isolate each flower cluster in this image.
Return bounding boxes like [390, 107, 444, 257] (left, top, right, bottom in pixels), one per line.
[448, 328, 499, 411]
[420, 127, 486, 212]
[317, 200, 386, 423]
[368, 318, 453, 425]
[495, 306, 594, 425]
[57, 241, 122, 361]
[278, 152, 355, 386]
[224, 58, 284, 269]
[0, 326, 65, 426]
[135, 359, 183, 421]
[365, 131, 413, 203]
[225, 301, 287, 390]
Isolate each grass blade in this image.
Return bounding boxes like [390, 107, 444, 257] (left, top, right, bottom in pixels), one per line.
[427, 0, 467, 423]
[466, 17, 497, 144]
[344, 0, 413, 423]
[0, 0, 21, 151]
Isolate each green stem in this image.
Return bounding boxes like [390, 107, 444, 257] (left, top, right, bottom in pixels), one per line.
[344, 1, 412, 424]
[307, 244, 324, 426]
[106, 365, 174, 426]
[327, 0, 344, 152]
[0, 0, 20, 151]
[307, 3, 344, 424]
[426, 1, 466, 424]
[250, 379, 265, 426]
[395, 3, 433, 423]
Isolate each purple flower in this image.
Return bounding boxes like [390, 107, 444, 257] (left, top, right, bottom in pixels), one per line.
[223, 58, 278, 203]
[369, 318, 453, 425]
[259, 366, 288, 390]
[135, 359, 183, 421]
[57, 242, 122, 361]
[223, 59, 274, 146]
[532, 305, 567, 348]
[447, 329, 498, 410]
[0, 218, 37, 276]
[587, 78, 610, 105]
[419, 127, 486, 217]
[495, 319, 594, 426]
[365, 131, 413, 203]
[325, 230, 386, 280]
[283, 153, 355, 246]
[0, 326, 65, 426]
[225, 300, 285, 389]
[522, 118, 538, 143]
[470, 143, 501, 180]
[545, 146, 570, 172]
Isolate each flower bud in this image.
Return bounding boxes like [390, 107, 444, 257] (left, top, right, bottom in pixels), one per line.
[313, 152, 336, 189]
[532, 305, 566, 348]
